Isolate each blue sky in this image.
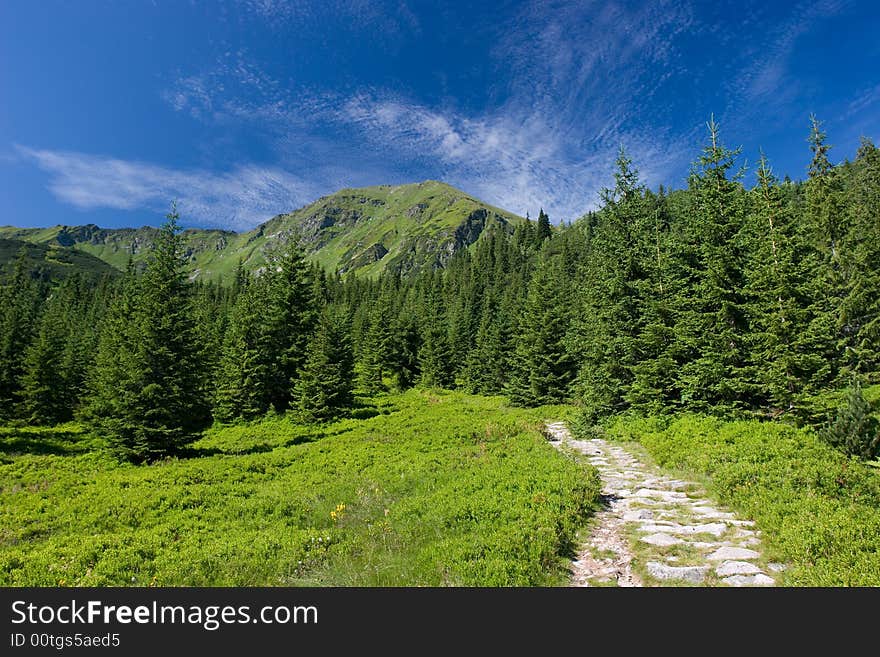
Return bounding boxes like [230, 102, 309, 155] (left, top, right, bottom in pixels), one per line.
[2, 0, 879, 231]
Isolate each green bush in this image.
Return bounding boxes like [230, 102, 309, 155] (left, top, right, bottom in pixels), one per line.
[820, 379, 880, 460]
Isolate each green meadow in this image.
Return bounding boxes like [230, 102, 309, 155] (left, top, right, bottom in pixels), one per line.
[0, 390, 599, 586]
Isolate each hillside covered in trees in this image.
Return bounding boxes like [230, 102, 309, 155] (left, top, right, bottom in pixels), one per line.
[1, 118, 879, 464]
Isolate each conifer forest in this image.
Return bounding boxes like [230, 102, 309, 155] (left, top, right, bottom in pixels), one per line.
[4, 119, 879, 458]
[2, 118, 880, 587]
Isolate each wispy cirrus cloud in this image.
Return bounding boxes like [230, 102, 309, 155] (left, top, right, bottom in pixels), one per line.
[844, 82, 880, 118]
[732, 0, 848, 103]
[17, 146, 322, 231]
[156, 1, 700, 222]
[336, 92, 687, 220]
[238, 0, 420, 44]
[20, 1, 865, 230]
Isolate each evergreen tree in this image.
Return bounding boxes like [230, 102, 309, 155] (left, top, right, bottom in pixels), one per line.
[19, 278, 81, 424]
[389, 304, 422, 391]
[263, 237, 316, 413]
[213, 277, 274, 422]
[508, 251, 574, 406]
[743, 154, 819, 414]
[840, 138, 880, 379]
[85, 207, 209, 462]
[572, 148, 648, 420]
[295, 308, 355, 422]
[536, 208, 552, 242]
[675, 118, 752, 413]
[799, 115, 845, 394]
[0, 250, 42, 419]
[820, 377, 880, 460]
[463, 290, 513, 394]
[359, 282, 397, 393]
[626, 187, 681, 415]
[60, 273, 109, 416]
[418, 275, 453, 388]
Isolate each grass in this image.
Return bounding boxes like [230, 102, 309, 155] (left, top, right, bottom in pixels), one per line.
[0, 390, 599, 586]
[605, 414, 880, 586]
[2, 181, 526, 282]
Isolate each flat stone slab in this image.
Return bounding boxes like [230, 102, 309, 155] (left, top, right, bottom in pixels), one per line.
[636, 523, 681, 534]
[691, 541, 725, 549]
[729, 519, 756, 527]
[640, 533, 682, 547]
[722, 573, 774, 587]
[637, 522, 727, 537]
[716, 560, 762, 576]
[691, 507, 736, 519]
[768, 562, 788, 572]
[623, 509, 654, 522]
[633, 488, 687, 501]
[708, 546, 760, 561]
[647, 561, 709, 584]
[673, 523, 728, 537]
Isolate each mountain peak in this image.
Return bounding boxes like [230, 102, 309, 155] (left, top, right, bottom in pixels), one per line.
[0, 181, 524, 280]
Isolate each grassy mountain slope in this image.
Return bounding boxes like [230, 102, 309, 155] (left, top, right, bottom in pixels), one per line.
[0, 238, 119, 281]
[0, 181, 524, 281]
[266, 180, 523, 277]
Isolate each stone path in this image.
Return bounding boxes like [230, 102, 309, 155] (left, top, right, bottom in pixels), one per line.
[545, 421, 784, 587]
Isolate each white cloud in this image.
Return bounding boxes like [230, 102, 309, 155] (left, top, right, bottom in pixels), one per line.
[725, 0, 848, 125]
[149, 1, 702, 222]
[28, 2, 859, 229]
[17, 146, 320, 231]
[336, 92, 687, 221]
[845, 83, 880, 118]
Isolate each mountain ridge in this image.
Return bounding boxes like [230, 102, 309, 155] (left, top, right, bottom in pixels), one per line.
[0, 181, 525, 280]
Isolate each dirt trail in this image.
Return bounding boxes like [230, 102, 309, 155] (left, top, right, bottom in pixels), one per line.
[545, 421, 785, 587]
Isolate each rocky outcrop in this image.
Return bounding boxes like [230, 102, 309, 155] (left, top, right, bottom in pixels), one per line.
[341, 242, 389, 272]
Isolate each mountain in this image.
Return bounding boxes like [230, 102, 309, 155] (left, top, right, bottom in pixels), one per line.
[0, 237, 119, 281]
[0, 181, 524, 280]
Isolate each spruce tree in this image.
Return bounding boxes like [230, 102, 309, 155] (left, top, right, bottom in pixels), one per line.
[508, 251, 574, 406]
[536, 208, 552, 242]
[572, 148, 647, 420]
[840, 138, 880, 380]
[463, 290, 512, 394]
[85, 207, 209, 462]
[263, 237, 316, 412]
[213, 277, 274, 422]
[359, 281, 398, 393]
[0, 250, 42, 419]
[19, 279, 80, 424]
[743, 154, 818, 414]
[799, 115, 845, 395]
[417, 275, 453, 388]
[820, 377, 880, 460]
[295, 308, 355, 422]
[675, 118, 752, 414]
[386, 296, 422, 391]
[626, 187, 681, 415]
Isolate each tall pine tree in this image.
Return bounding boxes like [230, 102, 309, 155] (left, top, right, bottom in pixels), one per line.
[675, 118, 752, 414]
[85, 207, 209, 462]
[295, 308, 355, 422]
